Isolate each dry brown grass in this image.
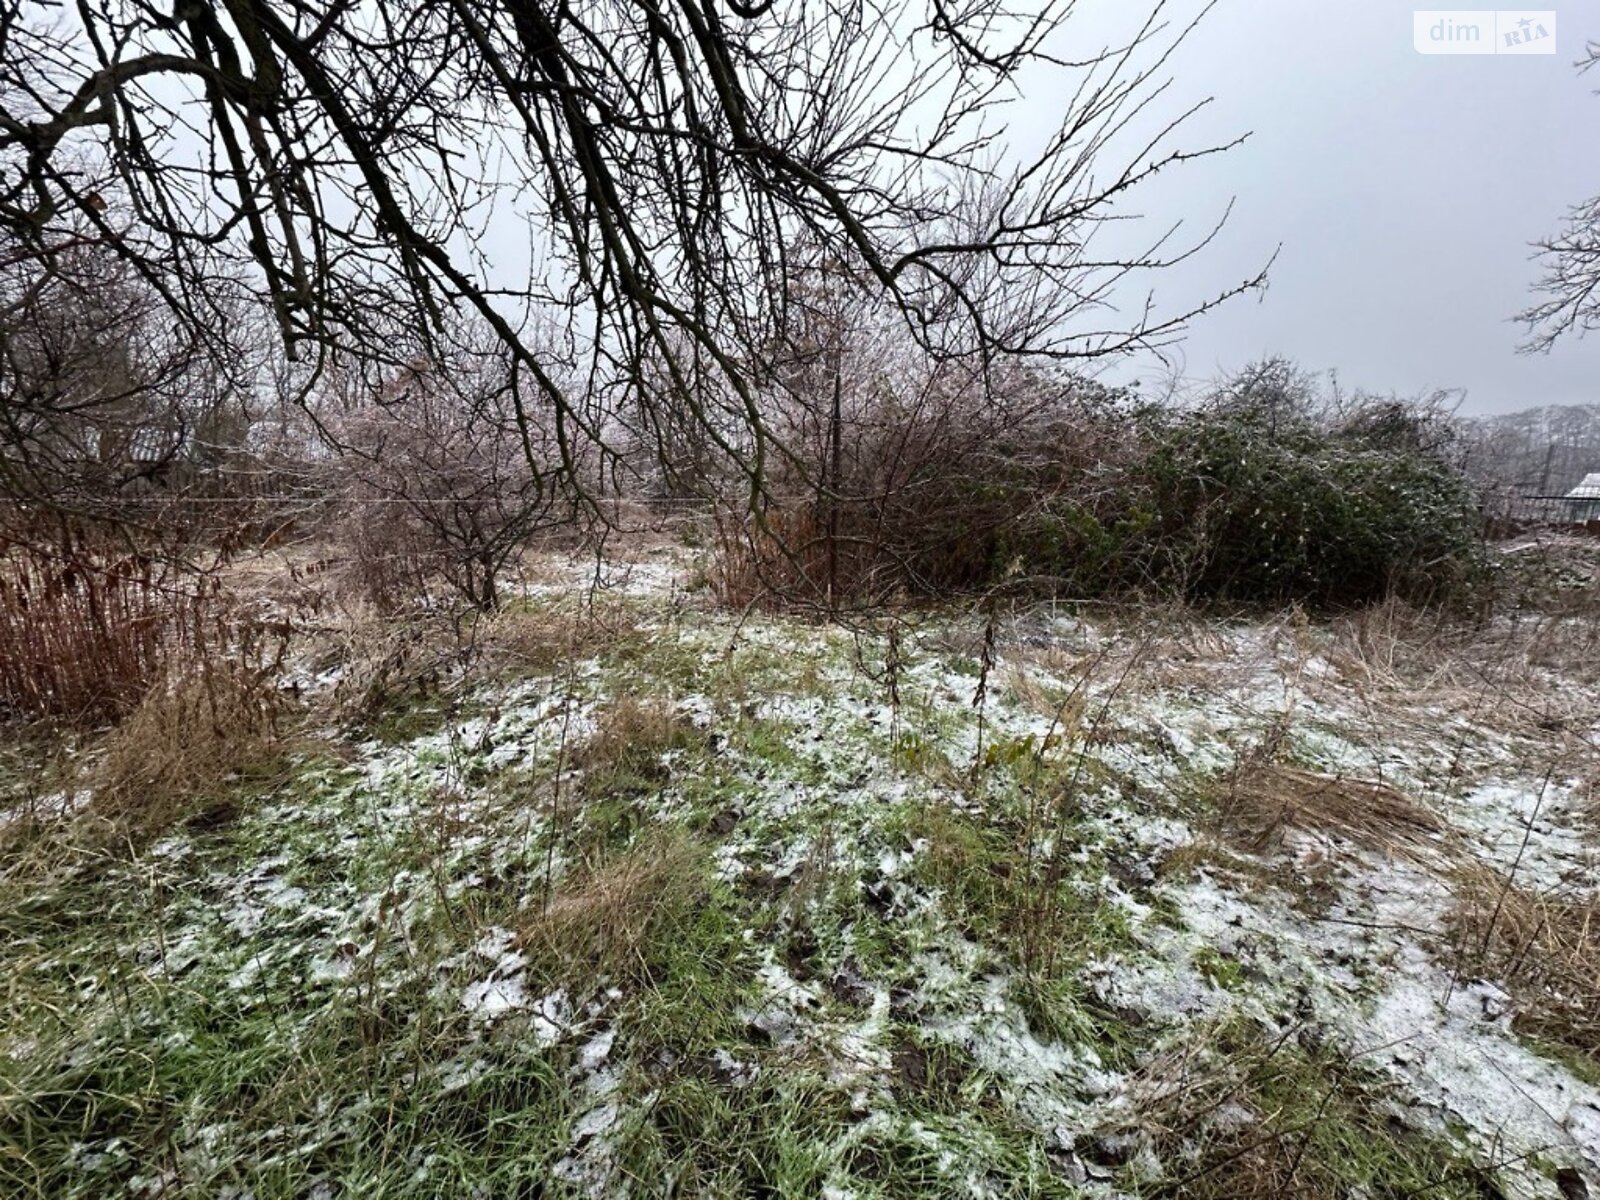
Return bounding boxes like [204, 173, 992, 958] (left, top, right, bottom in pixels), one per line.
[0, 549, 232, 726]
[475, 596, 640, 676]
[519, 831, 706, 983]
[999, 662, 1059, 718]
[1001, 604, 1250, 730]
[311, 591, 642, 737]
[1450, 863, 1600, 1068]
[1323, 598, 1600, 743]
[1216, 762, 1449, 862]
[573, 696, 693, 782]
[88, 650, 294, 841]
[321, 609, 460, 729]
[1102, 1032, 1329, 1200]
[1321, 598, 1462, 693]
[1097, 601, 1241, 689]
[1579, 770, 1600, 839]
[706, 506, 833, 610]
[0, 734, 85, 852]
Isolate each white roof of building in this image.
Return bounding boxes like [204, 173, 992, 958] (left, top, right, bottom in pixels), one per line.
[1567, 473, 1600, 499]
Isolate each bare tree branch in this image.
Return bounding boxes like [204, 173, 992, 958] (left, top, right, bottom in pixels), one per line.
[1519, 40, 1600, 352]
[2, 0, 1264, 496]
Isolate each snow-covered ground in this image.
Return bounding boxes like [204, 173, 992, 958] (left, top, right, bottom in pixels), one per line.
[1, 550, 1596, 1198]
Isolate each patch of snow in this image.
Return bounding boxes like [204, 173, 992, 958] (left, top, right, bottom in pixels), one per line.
[744, 955, 823, 1047]
[461, 975, 530, 1019]
[1122, 861, 1600, 1198]
[1453, 779, 1597, 893]
[923, 974, 1112, 1133]
[711, 1049, 760, 1088]
[577, 1027, 616, 1073]
[552, 1025, 629, 1197]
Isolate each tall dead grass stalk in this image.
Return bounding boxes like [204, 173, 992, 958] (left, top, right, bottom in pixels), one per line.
[1218, 763, 1449, 862]
[520, 832, 706, 983]
[0, 547, 232, 726]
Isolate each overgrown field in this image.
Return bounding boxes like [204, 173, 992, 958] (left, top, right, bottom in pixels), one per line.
[1, 546, 1597, 1199]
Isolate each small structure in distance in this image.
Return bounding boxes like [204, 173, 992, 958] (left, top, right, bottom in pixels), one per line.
[1564, 473, 1600, 522]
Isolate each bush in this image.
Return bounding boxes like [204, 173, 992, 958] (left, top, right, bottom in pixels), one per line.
[710, 361, 1485, 610]
[324, 329, 587, 614]
[712, 372, 1142, 607]
[1138, 400, 1483, 607]
[709, 506, 869, 609]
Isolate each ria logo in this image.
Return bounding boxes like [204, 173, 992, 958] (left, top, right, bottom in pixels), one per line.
[1413, 10, 1556, 54]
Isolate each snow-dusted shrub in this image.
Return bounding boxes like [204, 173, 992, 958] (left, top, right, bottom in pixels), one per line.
[1139, 396, 1483, 607]
[712, 359, 1483, 610]
[324, 330, 589, 614]
[988, 363, 1484, 608]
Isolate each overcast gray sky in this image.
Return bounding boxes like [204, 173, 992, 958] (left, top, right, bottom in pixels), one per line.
[1052, 1, 1598, 414]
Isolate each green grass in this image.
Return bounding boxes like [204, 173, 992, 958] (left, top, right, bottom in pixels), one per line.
[0, 603, 1540, 1199]
[1119, 1020, 1492, 1200]
[362, 696, 451, 746]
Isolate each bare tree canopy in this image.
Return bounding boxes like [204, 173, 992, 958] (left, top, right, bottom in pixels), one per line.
[1520, 41, 1600, 352]
[0, 233, 252, 509]
[2, 0, 1263, 491]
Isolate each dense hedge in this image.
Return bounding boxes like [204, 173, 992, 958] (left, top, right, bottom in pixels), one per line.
[716, 365, 1487, 610]
[1131, 402, 1483, 606]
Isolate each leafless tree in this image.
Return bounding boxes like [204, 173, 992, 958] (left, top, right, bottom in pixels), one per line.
[0, 222, 267, 546]
[327, 325, 584, 612]
[1, 0, 1265, 500]
[1520, 42, 1600, 351]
